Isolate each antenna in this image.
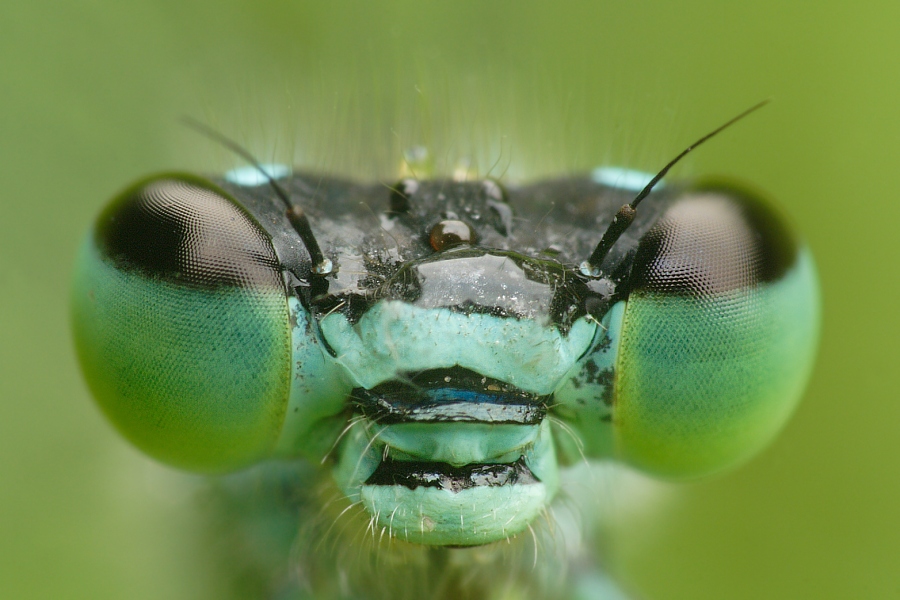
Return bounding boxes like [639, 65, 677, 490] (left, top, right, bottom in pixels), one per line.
[181, 117, 333, 276]
[580, 100, 770, 278]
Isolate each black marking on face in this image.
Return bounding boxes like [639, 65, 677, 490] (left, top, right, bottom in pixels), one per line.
[352, 367, 549, 425]
[365, 456, 538, 492]
[578, 360, 616, 408]
[394, 179, 514, 240]
[210, 171, 682, 328]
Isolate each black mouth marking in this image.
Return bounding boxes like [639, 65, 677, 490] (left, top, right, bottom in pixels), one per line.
[365, 457, 538, 493]
[352, 367, 549, 425]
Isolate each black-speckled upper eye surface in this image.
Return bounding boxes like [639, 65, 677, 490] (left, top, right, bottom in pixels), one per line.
[629, 184, 798, 296]
[95, 176, 284, 290]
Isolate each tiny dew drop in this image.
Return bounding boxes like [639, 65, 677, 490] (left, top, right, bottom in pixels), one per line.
[429, 219, 477, 251]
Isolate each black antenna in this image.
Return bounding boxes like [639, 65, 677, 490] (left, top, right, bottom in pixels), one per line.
[181, 117, 333, 276]
[580, 100, 770, 278]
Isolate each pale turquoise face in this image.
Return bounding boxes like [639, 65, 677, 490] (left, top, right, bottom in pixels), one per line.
[70, 165, 819, 547]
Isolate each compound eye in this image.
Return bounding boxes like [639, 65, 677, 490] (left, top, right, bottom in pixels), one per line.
[614, 182, 819, 477]
[71, 175, 292, 472]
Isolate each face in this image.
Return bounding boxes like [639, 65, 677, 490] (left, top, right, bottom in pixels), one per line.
[70, 159, 818, 547]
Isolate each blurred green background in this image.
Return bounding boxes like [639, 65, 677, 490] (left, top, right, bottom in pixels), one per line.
[1, 2, 893, 598]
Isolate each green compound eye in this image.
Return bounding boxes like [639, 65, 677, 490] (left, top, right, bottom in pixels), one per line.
[71, 175, 296, 472]
[556, 181, 819, 478]
[615, 183, 819, 477]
